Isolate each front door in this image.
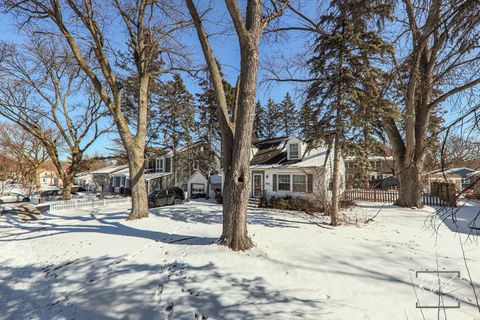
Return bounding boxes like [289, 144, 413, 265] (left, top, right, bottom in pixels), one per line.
[253, 174, 263, 198]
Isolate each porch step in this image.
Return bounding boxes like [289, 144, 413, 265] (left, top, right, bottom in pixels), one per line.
[248, 197, 262, 208]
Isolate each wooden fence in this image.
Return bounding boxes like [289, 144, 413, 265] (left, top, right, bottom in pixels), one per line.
[343, 189, 453, 207]
[49, 197, 131, 213]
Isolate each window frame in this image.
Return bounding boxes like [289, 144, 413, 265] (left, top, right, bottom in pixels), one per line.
[292, 174, 306, 192]
[289, 143, 300, 160]
[277, 174, 291, 191]
[156, 158, 164, 173]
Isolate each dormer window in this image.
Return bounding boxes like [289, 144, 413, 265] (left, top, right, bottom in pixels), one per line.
[289, 143, 300, 160]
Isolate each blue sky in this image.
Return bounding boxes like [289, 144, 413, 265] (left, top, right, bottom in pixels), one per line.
[0, 4, 302, 157]
[0, 2, 472, 158]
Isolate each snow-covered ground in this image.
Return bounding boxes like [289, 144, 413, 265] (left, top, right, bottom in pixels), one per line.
[1, 200, 479, 320]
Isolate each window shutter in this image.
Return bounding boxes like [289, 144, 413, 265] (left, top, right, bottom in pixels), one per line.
[165, 158, 171, 172]
[307, 174, 313, 193]
[273, 174, 277, 191]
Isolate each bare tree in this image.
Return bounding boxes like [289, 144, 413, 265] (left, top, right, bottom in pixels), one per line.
[3, 0, 190, 219]
[185, 0, 288, 250]
[0, 39, 110, 200]
[0, 122, 48, 195]
[383, 0, 480, 207]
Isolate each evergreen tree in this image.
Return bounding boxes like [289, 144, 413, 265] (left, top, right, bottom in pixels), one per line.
[264, 98, 281, 139]
[299, 102, 318, 143]
[156, 74, 196, 182]
[253, 100, 267, 140]
[306, 0, 392, 225]
[196, 74, 236, 153]
[278, 92, 299, 136]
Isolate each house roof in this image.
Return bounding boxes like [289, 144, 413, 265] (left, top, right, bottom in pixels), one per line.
[427, 172, 463, 179]
[250, 136, 329, 169]
[91, 165, 128, 174]
[430, 167, 475, 178]
[144, 172, 173, 181]
[186, 170, 207, 184]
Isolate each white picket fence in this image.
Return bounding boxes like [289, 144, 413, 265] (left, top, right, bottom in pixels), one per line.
[49, 197, 132, 213]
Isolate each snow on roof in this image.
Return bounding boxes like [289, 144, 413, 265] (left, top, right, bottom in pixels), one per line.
[430, 167, 475, 175]
[210, 174, 222, 184]
[91, 165, 128, 174]
[467, 170, 480, 177]
[345, 156, 394, 161]
[111, 168, 130, 177]
[144, 172, 173, 181]
[251, 148, 328, 169]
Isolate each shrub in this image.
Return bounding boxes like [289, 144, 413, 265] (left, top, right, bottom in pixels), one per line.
[262, 196, 324, 214]
[260, 196, 355, 214]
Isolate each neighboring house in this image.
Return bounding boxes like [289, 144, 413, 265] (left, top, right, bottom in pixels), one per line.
[249, 136, 344, 202]
[37, 169, 61, 190]
[91, 165, 128, 193]
[73, 171, 94, 191]
[433, 167, 475, 190]
[424, 171, 462, 194]
[425, 167, 476, 194]
[109, 140, 221, 196]
[344, 145, 395, 189]
[467, 170, 480, 196]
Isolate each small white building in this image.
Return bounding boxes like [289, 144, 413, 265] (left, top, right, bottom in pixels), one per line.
[249, 136, 345, 202]
[185, 171, 220, 199]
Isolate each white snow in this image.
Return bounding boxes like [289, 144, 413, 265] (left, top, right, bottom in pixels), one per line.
[1, 200, 480, 319]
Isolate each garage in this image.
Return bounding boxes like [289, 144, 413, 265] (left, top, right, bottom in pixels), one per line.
[186, 171, 208, 199]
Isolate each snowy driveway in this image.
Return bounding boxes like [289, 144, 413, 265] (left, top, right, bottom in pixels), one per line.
[1, 201, 479, 319]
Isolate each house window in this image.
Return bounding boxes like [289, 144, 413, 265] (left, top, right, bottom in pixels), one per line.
[165, 157, 172, 172]
[292, 174, 306, 192]
[278, 174, 291, 191]
[289, 143, 299, 159]
[193, 160, 199, 170]
[156, 158, 164, 173]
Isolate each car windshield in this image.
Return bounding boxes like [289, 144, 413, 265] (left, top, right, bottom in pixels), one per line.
[148, 191, 159, 197]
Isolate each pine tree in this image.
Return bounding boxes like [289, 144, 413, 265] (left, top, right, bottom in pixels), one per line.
[253, 100, 267, 140]
[264, 98, 281, 139]
[306, 0, 392, 226]
[299, 102, 318, 144]
[196, 74, 236, 152]
[156, 74, 196, 183]
[278, 92, 299, 136]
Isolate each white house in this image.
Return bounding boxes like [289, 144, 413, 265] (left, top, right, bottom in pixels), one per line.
[249, 136, 345, 201]
[73, 171, 94, 191]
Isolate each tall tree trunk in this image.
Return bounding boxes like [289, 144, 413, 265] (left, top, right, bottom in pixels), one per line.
[62, 176, 73, 201]
[396, 162, 423, 207]
[330, 133, 341, 226]
[126, 147, 148, 220]
[218, 35, 258, 251]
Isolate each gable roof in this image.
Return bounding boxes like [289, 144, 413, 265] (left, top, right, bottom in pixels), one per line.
[91, 165, 128, 175]
[250, 136, 329, 168]
[250, 136, 292, 166]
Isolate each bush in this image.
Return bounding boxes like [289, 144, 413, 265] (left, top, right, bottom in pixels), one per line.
[260, 196, 355, 214]
[261, 196, 324, 214]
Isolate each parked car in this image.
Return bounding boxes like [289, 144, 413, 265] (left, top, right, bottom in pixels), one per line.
[0, 192, 30, 204]
[148, 188, 185, 208]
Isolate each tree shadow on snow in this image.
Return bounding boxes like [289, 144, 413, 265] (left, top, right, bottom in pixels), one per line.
[0, 256, 329, 319]
[0, 209, 217, 246]
[151, 202, 317, 229]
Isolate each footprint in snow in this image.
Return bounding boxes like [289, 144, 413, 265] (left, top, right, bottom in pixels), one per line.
[154, 284, 163, 303]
